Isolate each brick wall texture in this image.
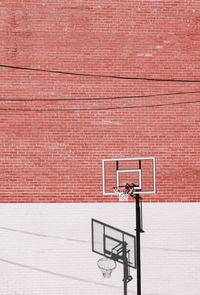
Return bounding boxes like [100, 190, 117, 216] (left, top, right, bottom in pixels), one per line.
[0, 0, 199, 202]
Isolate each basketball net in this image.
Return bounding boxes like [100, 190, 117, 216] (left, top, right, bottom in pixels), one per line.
[114, 187, 129, 201]
[114, 184, 136, 201]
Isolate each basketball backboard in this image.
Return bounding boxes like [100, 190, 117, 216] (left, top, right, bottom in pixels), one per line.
[91, 218, 136, 269]
[102, 157, 156, 195]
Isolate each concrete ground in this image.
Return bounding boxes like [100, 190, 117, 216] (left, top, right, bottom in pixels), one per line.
[0, 203, 199, 295]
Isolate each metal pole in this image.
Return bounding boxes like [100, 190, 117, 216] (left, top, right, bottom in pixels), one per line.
[136, 159, 142, 295]
[135, 194, 141, 295]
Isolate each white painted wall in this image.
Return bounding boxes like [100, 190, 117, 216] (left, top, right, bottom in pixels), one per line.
[0, 203, 199, 295]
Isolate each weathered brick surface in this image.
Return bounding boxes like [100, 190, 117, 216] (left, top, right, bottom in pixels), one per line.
[0, 1, 199, 202]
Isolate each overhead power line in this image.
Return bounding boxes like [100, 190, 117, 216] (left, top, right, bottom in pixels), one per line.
[0, 90, 200, 102]
[0, 100, 199, 112]
[1, 64, 200, 83]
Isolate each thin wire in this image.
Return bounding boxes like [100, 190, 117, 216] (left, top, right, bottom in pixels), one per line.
[1, 64, 200, 83]
[0, 90, 200, 102]
[0, 100, 199, 112]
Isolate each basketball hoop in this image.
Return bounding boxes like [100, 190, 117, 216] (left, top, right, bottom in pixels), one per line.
[97, 257, 117, 278]
[114, 184, 135, 201]
[114, 187, 129, 201]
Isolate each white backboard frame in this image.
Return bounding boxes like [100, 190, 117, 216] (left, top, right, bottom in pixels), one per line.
[102, 157, 156, 195]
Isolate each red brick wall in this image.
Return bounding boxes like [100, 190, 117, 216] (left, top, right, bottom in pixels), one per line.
[0, 0, 199, 202]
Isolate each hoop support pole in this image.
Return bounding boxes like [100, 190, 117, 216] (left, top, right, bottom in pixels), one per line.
[135, 193, 142, 295]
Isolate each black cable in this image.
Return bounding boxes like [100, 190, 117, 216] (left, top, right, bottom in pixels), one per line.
[0, 100, 199, 112]
[1, 64, 200, 83]
[0, 90, 200, 102]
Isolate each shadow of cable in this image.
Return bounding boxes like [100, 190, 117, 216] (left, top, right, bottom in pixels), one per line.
[0, 257, 132, 292]
[0, 257, 172, 295]
[0, 226, 88, 243]
[142, 246, 200, 253]
[1, 226, 199, 254]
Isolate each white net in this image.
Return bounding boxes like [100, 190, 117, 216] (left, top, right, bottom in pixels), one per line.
[114, 187, 129, 202]
[118, 192, 129, 201]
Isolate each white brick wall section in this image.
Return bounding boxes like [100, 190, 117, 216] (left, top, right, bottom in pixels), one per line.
[0, 203, 199, 295]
